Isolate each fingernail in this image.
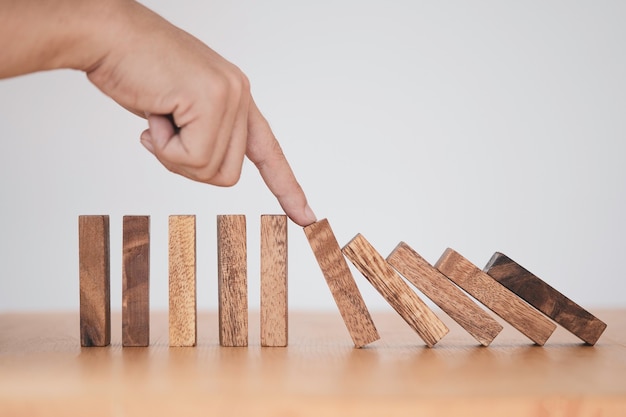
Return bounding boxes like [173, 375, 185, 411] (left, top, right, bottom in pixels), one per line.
[304, 204, 317, 225]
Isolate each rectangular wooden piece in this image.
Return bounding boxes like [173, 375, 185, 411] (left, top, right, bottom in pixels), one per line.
[435, 248, 556, 345]
[168, 215, 197, 347]
[484, 252, 607, 345]
[261, 215, 288, 347]
[343, 234, 449, 348]
[387, 242, 502, 346]
[122, 216, 150, 347]
[217, 215, 248, 347]
[303, 219, 379, 348]
[79, 215, 111, 347]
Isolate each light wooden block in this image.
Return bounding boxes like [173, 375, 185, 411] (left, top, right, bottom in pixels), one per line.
[435, 248, 556, 346]
[387, 242, 502, 346]
[122, 215, 150, 347]
[260, 215, 288, 347]
[168, 215, 197, 347]
[78, 215, 111, 347]
[303, 219, 379, 348]
[217, 215, 248, 347]
[342, 234, 449, 348]
[484, 252, 607, 345]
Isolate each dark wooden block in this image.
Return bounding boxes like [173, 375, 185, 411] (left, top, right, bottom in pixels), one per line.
[484, 252, 607, 345]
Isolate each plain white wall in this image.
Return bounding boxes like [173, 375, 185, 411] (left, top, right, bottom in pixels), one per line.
[1, 0, 624, 312]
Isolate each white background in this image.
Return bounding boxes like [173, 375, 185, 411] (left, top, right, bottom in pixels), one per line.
[1, 0, 624, 312]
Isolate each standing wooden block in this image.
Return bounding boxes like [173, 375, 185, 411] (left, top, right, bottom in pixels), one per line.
[303, 219, 379, 348]
[217, 215, 248, 347]
[342, 234, 449, 348]
[79, 215, 110, 347]
[435, 248, 556, 346]
[387, 242, 502, 346]
[484, 252, 607, 345]
[168, 215, 196, 347]
[122, 216, 150, 347]
[260, 215, 288, 347]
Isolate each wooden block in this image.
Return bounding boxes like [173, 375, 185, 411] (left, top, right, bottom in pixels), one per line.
[342, 234, 449, 348]
[387, 242, 502, 346]
[78, 215, 111, 347]
[484, 252, 607, 345]
[122, 216, 150, 347]
[303, 219, 379, 348]
[260, 215, 288, 347]
[168, 215, 196, 347]
[435, 248, 557, 346]
[217, 215, 248, 347]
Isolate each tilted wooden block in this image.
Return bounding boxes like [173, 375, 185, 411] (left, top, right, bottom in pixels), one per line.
[303, 219, 379, 348]
[122, 216, 150, 347]
[387, 242, 502, 346]
[217, 215, 248, 347]
[343, 234, 449, 348]
[261, 215, 288, 347]
[79, 215, 111, 347]
[435, 248, 556, 345]
[484, 252, 607, 345]
[168, 215, 197, 347]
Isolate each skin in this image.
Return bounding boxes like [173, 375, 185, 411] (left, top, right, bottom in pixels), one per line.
[0, 0, 317, 226]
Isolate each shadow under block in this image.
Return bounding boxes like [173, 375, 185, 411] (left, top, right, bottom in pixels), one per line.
[260, 215, 288, 347]
[387, 242, 502, 346]
[343, 234, 449, 348]
[217, 215, 248, 347]
[78, 215, 111, 347]
[303, 219, 380, 348]
[168, 215, 197, 347]
[484, 252, 607, 345]
[435, 248, 556, 346]
[122, 216, 150, 347]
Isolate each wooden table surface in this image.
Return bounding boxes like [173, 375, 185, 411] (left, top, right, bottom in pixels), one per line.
[1, 309, 625, 416]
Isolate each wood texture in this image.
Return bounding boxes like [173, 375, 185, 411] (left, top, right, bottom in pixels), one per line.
[78, 215, 111, 347]
[435, 248, 556, 345]
[343, 234, 449, 347]
[217, 215, 248, 347]
[387, 242, 502, 346]
[122, 216, 150, 347]
[484, 252, 607, 345]
[168, 215, 197, 347]
[303, 219, 379, 347]
[260, 215, 288, 347]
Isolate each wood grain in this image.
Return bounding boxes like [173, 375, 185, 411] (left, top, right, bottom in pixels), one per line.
[122, 216, 150, 347]
[217, 215, 248, 347]
[387, 242, 502, 346]
[168, 215, 197, 347]
[260, 215, 288, 347]
[78, 215, 111, 347]
[303, 219, 379, 348]
[435, 248, 556, 345]
[484, 252, 607, 345]
[343, 234, 449, 348]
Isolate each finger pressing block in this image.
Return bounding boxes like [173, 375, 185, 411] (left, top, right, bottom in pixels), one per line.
[435, 248, 556, 346]
[343, 234, 449, 348]
[304, 219, 379, 348]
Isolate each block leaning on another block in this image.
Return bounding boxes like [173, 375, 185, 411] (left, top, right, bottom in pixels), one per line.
[435, 248, 556, 346]
[484, 252, 607, 345]
[261, 215, 288, 347]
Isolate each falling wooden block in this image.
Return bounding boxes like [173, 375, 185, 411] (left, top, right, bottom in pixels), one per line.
[168, 215, 197, 347]
[387, 242, 502, 346]
[303, 219, 379, 348]
[343, 234, 449, 348]
[217, 215, 248, 347]
[122, 215, 150, 347]
[435, 248, 556, 346]
[484, 252, 607, 345]
[260, 215, 288, 347]
[79, 215, 111, 347]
